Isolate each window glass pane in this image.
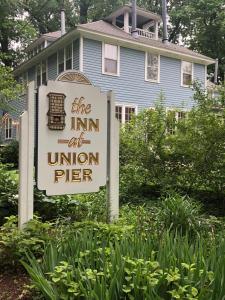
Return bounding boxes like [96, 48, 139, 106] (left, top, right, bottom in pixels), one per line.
[5, 118, 12, 139]
[58, 49, 64, 73]
[167, 110, 176, 135]
[36, 64, 41, 87]
[115, 106, 122, 123]
[42, 61, 47, 85]
[66, 44, 72, 70]
[147, 53, 158, 81]
[183, 73, 192, 86]
[182, 61, 192, 74]
[104, 58, 117, 74]
[105, 44, 117, 60]
[177, 111, 186, 121]
[125, 107, 135, 122]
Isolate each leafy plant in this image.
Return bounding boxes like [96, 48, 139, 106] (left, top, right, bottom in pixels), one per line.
[0, 140, 19, 168]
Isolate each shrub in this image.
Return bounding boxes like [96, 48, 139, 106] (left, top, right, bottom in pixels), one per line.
[158, 194, 202, 234]
[22, 224, 225, 300]
[0, 215, 53, 270]
[0, 140, 19, 168]
[0, 163, 18, 224]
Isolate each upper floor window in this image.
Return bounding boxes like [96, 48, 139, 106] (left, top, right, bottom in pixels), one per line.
[115, 103, 137, 124]
[181, 61, 193, 87]
[36, 64, 41, 87]
[145, 53, 160, 83]
[102, 43, 120, 76]
[58, 48, 64, 74]
[5, 117, 12, 139]
[66, 44, 72, 70]
[41, 61, 47, 85]
[36, 61, 47, 87]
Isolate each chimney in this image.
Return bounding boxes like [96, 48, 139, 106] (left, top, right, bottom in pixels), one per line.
[162, 0, 168, 43]
[61, 3, 66, 36]
[214, 58, 219, 84]
[131, 0, 138, 38]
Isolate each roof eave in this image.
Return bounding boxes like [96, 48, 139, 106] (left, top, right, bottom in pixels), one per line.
[14, 29, 79, 76]
[77, 27, 215, 66]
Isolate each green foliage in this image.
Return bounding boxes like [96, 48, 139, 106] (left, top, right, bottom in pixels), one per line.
[158, 194, 202, 234]
[120, 86, 225, 204]
[0, 215, 52, 269]
[0, 163, 18, 223]
[0, 140, 19, 168]
[22, 221, 225, 300]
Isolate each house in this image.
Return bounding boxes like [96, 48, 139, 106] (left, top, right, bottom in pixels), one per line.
[0, 3, 215, 144]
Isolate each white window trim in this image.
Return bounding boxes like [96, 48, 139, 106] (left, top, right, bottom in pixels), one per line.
[5, 117, 13, 140]
[145, 52, 160, 83]
[35, 60, 48, 87]
[79, 36, 84, 72]
[181, 61, 194, 88]
[115, 102, 137, 124]
[102, 42, 120, 77]
[57, 43, 73, 75]
[166, 107, 189, 134]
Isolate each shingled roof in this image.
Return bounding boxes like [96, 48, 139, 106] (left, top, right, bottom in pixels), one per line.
[78, 20, 214, 62]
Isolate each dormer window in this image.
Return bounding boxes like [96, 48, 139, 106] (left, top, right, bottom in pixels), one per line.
[102, 43, 120, 76]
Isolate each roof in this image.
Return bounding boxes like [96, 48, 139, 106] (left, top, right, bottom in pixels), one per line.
[105, 4, 162, 22]
[78, 20, 214, 63]
[25, 31, 61, 52]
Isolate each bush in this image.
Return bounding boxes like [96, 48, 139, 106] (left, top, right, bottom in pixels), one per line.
[0, 215, 53, 270]
[158, 194, 202, 234]
[120, 85, 225, 208]
[22, 223, 225, 300]
[0, 140, 19, 168]
[0, 163, 18, 224]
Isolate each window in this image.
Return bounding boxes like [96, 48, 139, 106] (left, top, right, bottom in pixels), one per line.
[103, 43, 119, 76]
[66, 44, 72, 70]
[36, 61, 47, 87]
[41, 60, 47, 85]
[167, 109, 187, 135]
[145, 53, 160, 82]
[5, 117, 12, 139]
[181, 61, 193, 86]
[36, 64, 41, 87]
[58, 48, 64, 74]
[115, 104, 137, 124]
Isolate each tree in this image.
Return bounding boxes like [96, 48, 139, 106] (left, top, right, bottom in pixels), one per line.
[0, 0, 37, 67]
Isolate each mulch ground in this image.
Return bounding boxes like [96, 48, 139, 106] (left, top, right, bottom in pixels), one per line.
[0, 269, 32, 300]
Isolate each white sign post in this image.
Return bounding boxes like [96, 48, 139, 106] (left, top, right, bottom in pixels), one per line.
[18, 71, 119, 228]
[18, 82, 35, 229]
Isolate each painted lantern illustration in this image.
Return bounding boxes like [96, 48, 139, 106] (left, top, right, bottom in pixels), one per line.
[47, 92, 66, 130]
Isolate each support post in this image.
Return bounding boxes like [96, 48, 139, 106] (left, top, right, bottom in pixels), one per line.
[18, 82, 35, 229]
[106, 91, 119, 223]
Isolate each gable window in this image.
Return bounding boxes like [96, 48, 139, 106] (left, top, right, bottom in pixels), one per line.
[66, 44, 72, 70]
[181, 61, 193, 86]
[103, 43, 120, 76]
[115, 103, 137, 124]
[145, 53, 160, 82]
[5, 117, 12, 139]
[58, 49, 64, 73]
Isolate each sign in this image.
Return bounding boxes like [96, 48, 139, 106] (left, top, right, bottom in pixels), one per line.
[18, 71, 119, 228]
[37, 74, 107, 195]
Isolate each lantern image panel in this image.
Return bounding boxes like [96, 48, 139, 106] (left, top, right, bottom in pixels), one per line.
[47, 92, 66, 130]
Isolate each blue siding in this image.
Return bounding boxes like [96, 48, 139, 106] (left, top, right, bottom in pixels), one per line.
[83, 38, 206, 110]
[73, 39, 79, 70]
[48, 53, 57, 80]
[194, 63, 205, 86]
